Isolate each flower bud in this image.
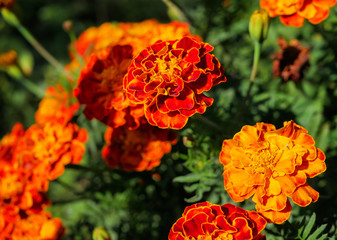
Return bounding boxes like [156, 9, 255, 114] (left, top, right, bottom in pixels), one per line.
[93, 226, 111, 240]
[249, 10, 270, 44]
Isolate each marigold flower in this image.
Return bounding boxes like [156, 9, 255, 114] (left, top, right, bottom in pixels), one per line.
[168, 201, 267, 240]
[17, 121, 88, 185]
[74, 20, 200, 59]
[35, 84, 80, 126]
[271, 37, 310, 82]
[260, 0, 337, 27]
[74, 45, 146, 129]
[0, 123, 24, 166]
[0, 190, 59, 239]
[102, 124, 177, 171]
[11, 212, 64, 240]
[123, 36, 226, 129]
[219, 121, 326, 224]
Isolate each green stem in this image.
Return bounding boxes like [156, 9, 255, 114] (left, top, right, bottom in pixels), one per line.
[5, 65, 45, 98]
[232, 41, 262, 124]
[246, 41, 261, 101]
[1, 9, 74, 80]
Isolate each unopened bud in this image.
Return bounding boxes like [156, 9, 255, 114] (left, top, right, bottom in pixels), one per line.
[62, 20, 73, 32]
[1, 8, 20, 26]
[93, 226, 111, 240]
[249, 10, 270, 44]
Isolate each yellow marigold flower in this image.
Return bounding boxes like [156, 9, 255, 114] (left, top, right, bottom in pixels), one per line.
[0, 49, 17, 67]
[219, 121, 326, 224]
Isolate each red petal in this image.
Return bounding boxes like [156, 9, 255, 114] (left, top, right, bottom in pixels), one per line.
[182, 212, 208, 237]
[176, 37, 201, 52]
[165, 88, 195, 111]
[184, 47, 201, 64]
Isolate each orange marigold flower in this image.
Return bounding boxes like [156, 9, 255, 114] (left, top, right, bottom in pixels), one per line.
[0, 123, 24, 166]
[271, 37, 310, 83]
[35, 84, 80, 126]
[260, 0, 337, 27]
[123, 36, 226, 129]
[74, 45, 146, 129]
[219, 121, 326, 224]
[74, 20, 200, 59]
[17, 121, 88, 190]
[168, 201, 267, 240]
[11, 212, 64, 240]
[102, 124, 177, 171]
[0, 190, 55, 238]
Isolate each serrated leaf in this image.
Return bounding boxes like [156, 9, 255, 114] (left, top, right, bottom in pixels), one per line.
[173, 173, 201, 183]
[302, 213, 316, 239]
[306, 224, 327, 240]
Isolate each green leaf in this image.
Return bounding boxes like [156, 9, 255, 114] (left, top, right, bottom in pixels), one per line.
[173, 173, 201, 183]
[302, 213, 316, 239]
[316, 233, 328, 240]
[306, 224, 327, 240]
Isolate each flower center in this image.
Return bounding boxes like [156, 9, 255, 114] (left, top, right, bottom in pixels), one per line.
[250, 149, 276, 174]
[185, 233, 234, 240]
[155, 57, 181, 83]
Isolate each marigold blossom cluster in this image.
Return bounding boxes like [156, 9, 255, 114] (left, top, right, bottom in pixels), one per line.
[260, 0, 337, 27]
[169, 201, 267, 240]
[0, 84, 87, 239]
[219, 120, 326, 224]
[73, 19, 225, 170]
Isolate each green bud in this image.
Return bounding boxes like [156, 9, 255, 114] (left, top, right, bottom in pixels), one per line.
[92, 226, 111, 240]
[249, 10, 270, 44]
[1, 8, 20, 27]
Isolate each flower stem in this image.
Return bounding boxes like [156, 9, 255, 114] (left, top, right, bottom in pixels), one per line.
[1, 9, 73, 80]
[6, 65, 45, 98]
[246, 41, 261, 102]
[232, 41, 261, 124]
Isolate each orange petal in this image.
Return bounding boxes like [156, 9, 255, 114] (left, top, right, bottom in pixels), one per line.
[308, 8, 330, 24]
[274, 171, 307, 195]
[280, 13, 305, 27]
[297, 149, 326, 178]
[290, 183, 319, 207]
[224, 168, 255, 198]
[256, 200, 292, 224]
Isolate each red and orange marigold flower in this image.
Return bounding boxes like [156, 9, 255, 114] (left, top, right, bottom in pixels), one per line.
[74, 45, 146, 129]
[260, 0, 337, 27]
[123, 36, 226, 129]
[168, 201, 267, 240]
[102, 124, 177, 171]
[219, 120, 326, 224]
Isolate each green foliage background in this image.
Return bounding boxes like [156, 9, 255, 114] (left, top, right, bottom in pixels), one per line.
[1, 0, 337, 239]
